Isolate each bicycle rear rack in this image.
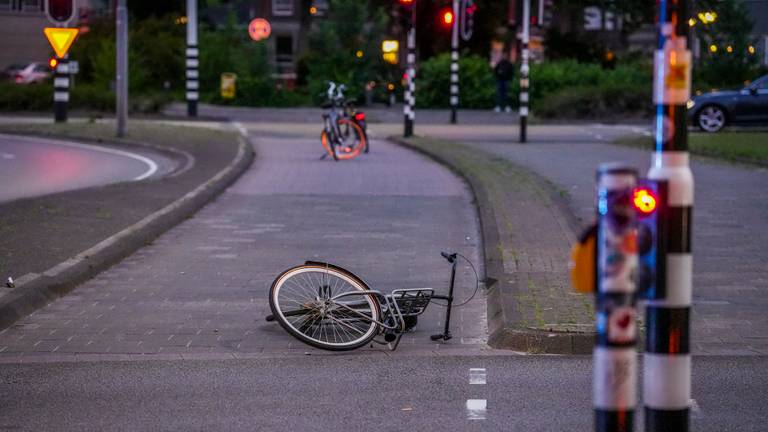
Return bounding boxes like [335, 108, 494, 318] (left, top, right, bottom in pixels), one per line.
[391, 288, 434, 317]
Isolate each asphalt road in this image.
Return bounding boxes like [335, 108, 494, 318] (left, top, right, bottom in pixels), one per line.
[1, 355, 766, 431]
[0, 134, 176, 203]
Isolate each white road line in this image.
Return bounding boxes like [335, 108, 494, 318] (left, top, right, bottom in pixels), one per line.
[469, 368, 487, 385]
[690, 398, 703, 418]
[0, 133, 159, 181]
[466, 399, 487, 420]
[1, 152, 15, 160]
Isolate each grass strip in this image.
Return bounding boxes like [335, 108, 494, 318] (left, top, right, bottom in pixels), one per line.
[614, 132, 768, 166]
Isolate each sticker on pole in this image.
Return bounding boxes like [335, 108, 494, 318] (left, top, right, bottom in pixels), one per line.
[653, 39, 691, 105]
[44, 27, 79, 58]
[607, 306, 636, 344]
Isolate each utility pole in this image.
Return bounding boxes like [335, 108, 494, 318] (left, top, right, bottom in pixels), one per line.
[116, 0, 128, 137]
[644, 0, 693, 430]
[403, 0, 416, 137]
[594, 164, 639, 432]
[186, 0, 199, 117]
[449, 0, 459, 124]
[518, 0, 530, 143]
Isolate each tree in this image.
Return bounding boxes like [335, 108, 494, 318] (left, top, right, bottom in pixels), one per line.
[693, 0, 759, 87]
[303, 0, 390, 103]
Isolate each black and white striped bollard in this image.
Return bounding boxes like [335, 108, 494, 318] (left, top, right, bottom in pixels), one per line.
[53, 56, 69, 123]
[594, 164, 639, 432]
[403, 22, 416, 137]
[449, 0, 459, 124]
[186, 0, 199, 117]
[518, 0, 530, 143]
[644, 0, 693, 430]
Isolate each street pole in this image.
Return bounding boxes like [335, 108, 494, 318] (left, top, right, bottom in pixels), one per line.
[645, 0, 693, 430]
[594, 164, 639, 432]
[403, 1, 416, 137]
[53, 55, 69, 123]
[186, 0, 199, 117]
[518, 0, 530, 143]
[116, 0, 128, 137]
[449, 0, 459, 124]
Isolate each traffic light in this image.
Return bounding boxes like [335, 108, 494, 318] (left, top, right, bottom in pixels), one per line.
[398, 0, 415, 27]
[635, 179, 668, 299]
[48, 57, 58, 69]
[441, 8, 454, 27]
[46, 0, 75, 24]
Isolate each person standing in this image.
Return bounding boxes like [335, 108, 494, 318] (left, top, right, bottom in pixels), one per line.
[493, 52, 514, 113]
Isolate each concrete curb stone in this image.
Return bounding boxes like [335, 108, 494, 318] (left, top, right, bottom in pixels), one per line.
[0, 127, 255, 330]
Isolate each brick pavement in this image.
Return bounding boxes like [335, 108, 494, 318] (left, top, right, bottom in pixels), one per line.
[0, 132, 489, 361]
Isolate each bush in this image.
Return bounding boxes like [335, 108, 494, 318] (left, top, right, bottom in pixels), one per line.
[536, 84, 652, 119]
[417, 53, 496, 109]
[416, 57, 652, 114]
[0, 82, 172, 114]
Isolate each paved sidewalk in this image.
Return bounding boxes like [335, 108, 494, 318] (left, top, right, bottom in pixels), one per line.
[425, 124, 768, 355]
[0, 129, 487, 361]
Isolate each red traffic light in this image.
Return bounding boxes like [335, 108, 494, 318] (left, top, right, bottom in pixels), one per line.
[48, 57, 58, 69]
[442, 9, 454, 26]
[633, 188, 657, 215]
[47, 0, 75, 23]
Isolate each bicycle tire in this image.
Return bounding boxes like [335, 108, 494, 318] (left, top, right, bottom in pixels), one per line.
[320, 131, 338, 161]
[269, 264, 381, 351]
[333, 119, 366, 160]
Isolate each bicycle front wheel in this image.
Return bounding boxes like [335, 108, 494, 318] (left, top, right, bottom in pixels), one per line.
[269, 264, 381, 351]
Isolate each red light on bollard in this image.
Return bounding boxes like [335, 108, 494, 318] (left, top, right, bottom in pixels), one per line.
[634, 188, 657, 215]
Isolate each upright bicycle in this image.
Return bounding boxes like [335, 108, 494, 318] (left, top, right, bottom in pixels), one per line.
[266, 252, 479, 351]
[320, 82, 367, 161]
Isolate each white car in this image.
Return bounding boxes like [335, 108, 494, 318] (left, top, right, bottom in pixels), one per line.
[8, 62, 51, 84]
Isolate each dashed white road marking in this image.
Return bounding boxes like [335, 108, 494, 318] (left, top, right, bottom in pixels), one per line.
[690, 398, 703, 418]
[466, 399, 487, 420]
[0, 152, 15, 160]
[469, 368, 487, 385]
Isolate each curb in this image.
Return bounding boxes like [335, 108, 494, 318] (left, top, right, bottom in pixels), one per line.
[0, 126, 255, 330]
[388, 135, 593, 355]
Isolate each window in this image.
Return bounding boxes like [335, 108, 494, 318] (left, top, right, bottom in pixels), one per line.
[275, 35, 294, 63]
[0, 0, 14, 12]
[21, 0, 42, 12]
[272, 0, 293, 16]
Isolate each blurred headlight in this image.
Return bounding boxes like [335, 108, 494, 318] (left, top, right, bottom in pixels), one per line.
[686, 100, 695, 110]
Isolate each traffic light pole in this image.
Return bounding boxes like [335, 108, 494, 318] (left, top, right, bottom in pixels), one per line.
[403, 1, 416, 137]
[116, 0, 128, 137]
[53, 56, 69, 123]
[186, 0, 199, 117]
[518, 0, 530, 143]
[644, 0, 694, 430]
[449, 0, 459, 124]
[594, 164, 639, 432]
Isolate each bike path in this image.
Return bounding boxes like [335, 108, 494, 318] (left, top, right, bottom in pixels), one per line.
[0, 132, 487, 360]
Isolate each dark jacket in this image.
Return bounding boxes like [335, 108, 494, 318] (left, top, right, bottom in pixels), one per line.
[494, 59, 514, 81]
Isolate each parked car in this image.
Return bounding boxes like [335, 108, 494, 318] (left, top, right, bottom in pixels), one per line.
[1, 63, 26, 81]
[688, 74, 768, 132]
[3, 62, 51, 85]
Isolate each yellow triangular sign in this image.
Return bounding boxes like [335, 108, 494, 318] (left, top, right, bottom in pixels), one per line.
[43, 27, 79, 58]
